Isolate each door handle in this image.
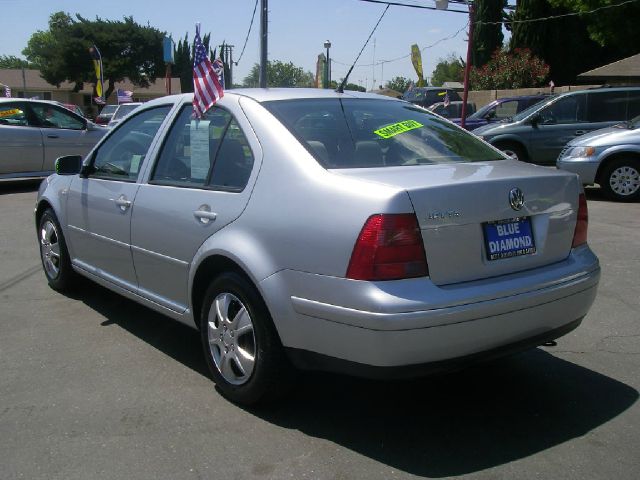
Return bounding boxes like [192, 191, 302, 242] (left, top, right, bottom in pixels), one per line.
[574, 130, 588, 136]
[113, 195, 132, 212]
[47, 134, 59, 139]
[194, 205, 217, 224]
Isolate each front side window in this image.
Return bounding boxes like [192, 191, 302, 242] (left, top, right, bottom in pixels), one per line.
[91, 106, 171, 181]
[264, 98, 503, 168]
[31, 104, 84, 130]
[539, 95, 587, 125]
[0, 103, 28, 126]
[152, 106, 254, 191]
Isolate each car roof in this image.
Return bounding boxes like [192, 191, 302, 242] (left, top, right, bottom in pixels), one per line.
[143, 88, 401, 108]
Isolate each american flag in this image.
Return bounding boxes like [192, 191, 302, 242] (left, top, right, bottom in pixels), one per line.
[3, 85, 10, 98]
[443, 92, 450, 108]
[117, 89, 133, 104]
[193, 24, 224, 118]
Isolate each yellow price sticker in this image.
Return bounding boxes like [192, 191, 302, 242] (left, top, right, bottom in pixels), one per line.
[0, 108, 22, 118]
[374, 120, 424, 139]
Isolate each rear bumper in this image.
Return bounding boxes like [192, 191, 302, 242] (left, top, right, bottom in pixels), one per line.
[260, 246, 600, 373]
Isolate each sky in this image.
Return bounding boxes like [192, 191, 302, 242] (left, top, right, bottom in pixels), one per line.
[1, 0, 477, 90]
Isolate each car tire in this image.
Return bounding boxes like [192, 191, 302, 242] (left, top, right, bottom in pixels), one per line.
[600, 158, 640, 202]
[38, 208, 76, 291]
[496, 142, 528, 162]
[200, 271, 295, 405]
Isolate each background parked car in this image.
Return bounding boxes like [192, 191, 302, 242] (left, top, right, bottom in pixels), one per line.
[0, 98, 106, 180]
[36, 89, 599, 405]
[107, 102, 143, 127]
[57, 102, 86, 118]
[94, 104, 118, 125]
[402, 87, 461, 108]
[427, 101, 476, 119]
[474, 86, 640, 164]
[455, 95, 548, 131]
[557, 115, 640, 202]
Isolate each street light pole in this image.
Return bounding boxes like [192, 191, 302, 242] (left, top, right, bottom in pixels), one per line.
[259, 0, 268, 88]
[461, 3, 475, 129]
[324, 40, 331, 88]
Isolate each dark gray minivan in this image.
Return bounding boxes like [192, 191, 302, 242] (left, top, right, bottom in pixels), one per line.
[474, 87, 640, 165]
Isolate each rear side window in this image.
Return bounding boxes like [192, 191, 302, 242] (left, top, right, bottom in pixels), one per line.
[0, 103, 28, 126]
[626, 92, 640, 119]
[264, 98, 503, 168]
[152, 106, 254, 191]
[587, 91, 628, 122]
[494, 100, 519, 119]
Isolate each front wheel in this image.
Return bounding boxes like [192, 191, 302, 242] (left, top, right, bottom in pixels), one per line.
[600, 158, 640, 202]
[38, 208, 76, 291]
[200, 272, 294, 405]
[496, 143, 527, 162]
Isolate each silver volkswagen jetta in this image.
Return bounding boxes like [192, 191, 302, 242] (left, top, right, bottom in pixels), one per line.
[35, 89, 600, 405]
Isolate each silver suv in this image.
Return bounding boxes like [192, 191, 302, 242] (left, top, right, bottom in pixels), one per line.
[557, 115, 640, 201]
[474, 87, 640, 165]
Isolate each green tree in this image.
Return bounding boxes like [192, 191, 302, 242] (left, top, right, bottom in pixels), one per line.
[385, 76, 412, 93]
[243, 60, 314, 88]
[23, 12, 165, 100]
[470, 48, 549, 89]
[509, 0, 609, 85]
[472, 0, 505, 67]
[430, 54, 464, 87]
[0, 55, 32, 69]
[549, 0, 640, 58]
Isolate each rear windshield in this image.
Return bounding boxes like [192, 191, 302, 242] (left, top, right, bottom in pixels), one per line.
[99, 105, 118, 115]
[263, 98, 503, 168]
[113, 104, 141, 120]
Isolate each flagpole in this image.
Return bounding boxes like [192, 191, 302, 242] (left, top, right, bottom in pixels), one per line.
[460, 3, 474, 130]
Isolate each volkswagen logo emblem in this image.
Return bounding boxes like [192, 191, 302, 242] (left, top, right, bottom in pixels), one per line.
[509, 188, 525, 211]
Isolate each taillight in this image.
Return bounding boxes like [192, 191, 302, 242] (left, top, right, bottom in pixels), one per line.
[572, 193, 588, 247]
[346, 213, 428, 281]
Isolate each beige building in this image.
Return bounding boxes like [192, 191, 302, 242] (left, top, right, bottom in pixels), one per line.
[0, 68, 181, 116]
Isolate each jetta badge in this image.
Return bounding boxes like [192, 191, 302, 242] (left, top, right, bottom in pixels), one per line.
[509, 188, 525, 211]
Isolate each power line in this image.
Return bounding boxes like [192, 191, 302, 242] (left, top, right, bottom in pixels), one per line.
[358, 0, 469, 14]
[235, 0, 259, 65]
[484, 0, 640, 26]
[332, 20, 468, 69]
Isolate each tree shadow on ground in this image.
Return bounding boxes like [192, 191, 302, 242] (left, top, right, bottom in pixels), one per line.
[68, 280, 636, 478]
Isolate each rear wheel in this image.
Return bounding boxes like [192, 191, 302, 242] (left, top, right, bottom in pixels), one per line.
[600, 158, 640, 202]
[495, 142, 527, 162]
[38, 209, 76, 291]
[200, 272, 294, 405]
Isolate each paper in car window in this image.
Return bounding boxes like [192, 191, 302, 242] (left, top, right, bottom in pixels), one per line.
[130, 155, 142, 175]
[190, 120, 210, 180]
[374, 120, 424, 139]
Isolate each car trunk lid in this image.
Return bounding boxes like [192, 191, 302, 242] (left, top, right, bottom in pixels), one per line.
[334, 160, 580, 285]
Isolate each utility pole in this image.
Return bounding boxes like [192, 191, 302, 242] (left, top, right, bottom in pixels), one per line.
[461, 3, 475, 129]
[259, 0, 268, 88]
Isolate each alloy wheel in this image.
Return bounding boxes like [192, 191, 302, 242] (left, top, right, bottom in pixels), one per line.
[207, 292, 256, 385]
[609, 165, 640, 197]
[40, 220, 61, 280]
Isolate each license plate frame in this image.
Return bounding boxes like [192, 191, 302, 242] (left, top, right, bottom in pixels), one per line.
[483, 216, 536, 261]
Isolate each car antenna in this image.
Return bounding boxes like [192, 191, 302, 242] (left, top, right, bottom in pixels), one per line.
[336, 5, 390, 94]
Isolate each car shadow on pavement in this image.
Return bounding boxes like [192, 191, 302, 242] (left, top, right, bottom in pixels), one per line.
[0, 180, 42, 195]
[68, 281, 209, 377]
[68, 281, 637, 478]
[254, 352, 638, 477]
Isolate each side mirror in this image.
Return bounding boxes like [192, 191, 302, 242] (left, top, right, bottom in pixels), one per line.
[530, 114, 541, 127]
[55, 155, 83, 175]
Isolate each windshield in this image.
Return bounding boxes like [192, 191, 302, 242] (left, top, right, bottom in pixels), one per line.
[511, 95, 557, 122]
[629, 114, 640, 128]
[467, 101, 496, 120]
[99, 105, 118, 116]
[263, 98, 504, 168]
[113, 104, 141, 120]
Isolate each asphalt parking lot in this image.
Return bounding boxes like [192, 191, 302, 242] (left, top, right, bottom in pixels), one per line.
[1, 181, 638, 480]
